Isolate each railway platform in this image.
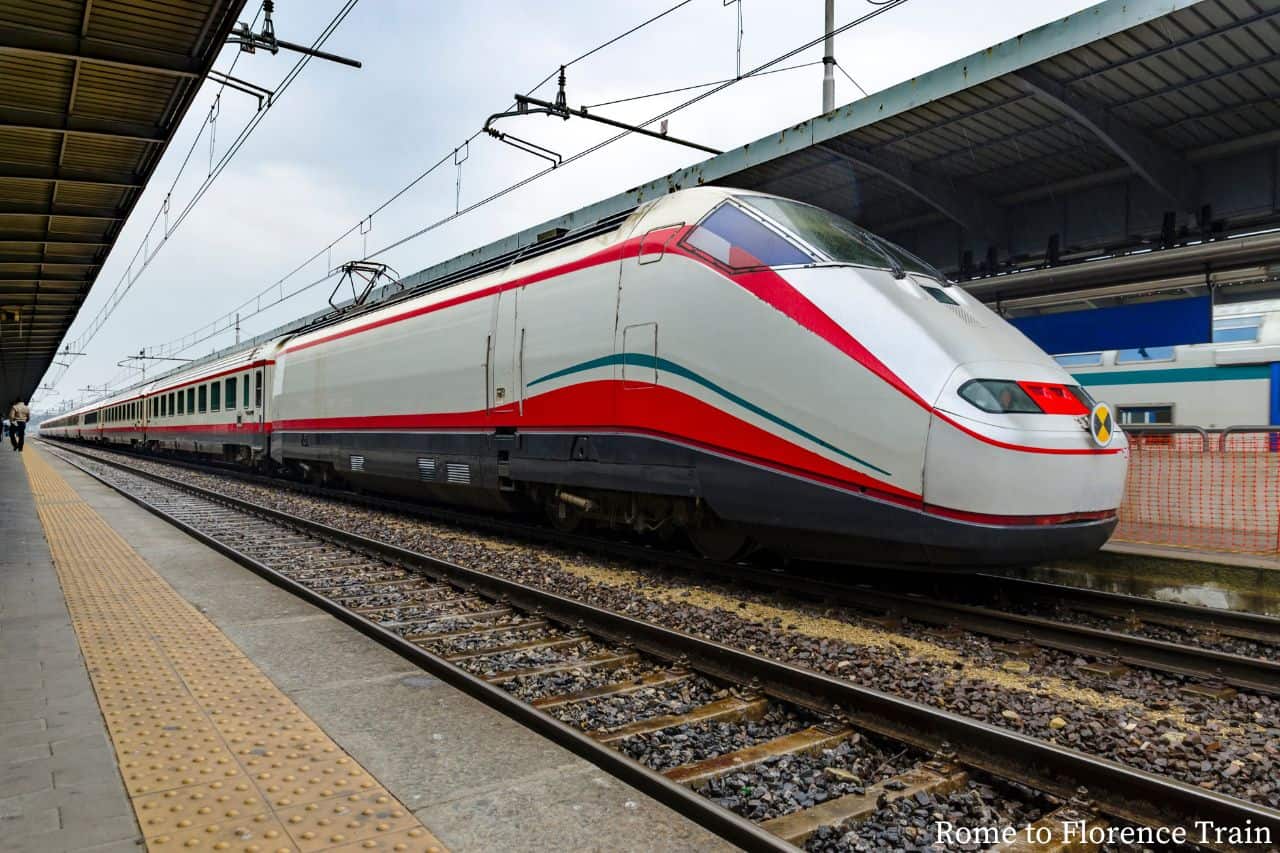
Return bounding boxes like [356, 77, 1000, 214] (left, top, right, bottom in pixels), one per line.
[0, 446, 728, 853]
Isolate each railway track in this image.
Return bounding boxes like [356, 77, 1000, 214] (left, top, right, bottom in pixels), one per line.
[45, 439, 1280, 697]
[45, 441, 1280, 852]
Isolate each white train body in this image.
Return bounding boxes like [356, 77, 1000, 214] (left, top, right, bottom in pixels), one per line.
[1062, 299, 1280, 428]
[43, 188, 1126, 567]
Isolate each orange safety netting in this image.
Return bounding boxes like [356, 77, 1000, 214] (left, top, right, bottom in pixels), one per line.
[1114, 430, 1280, 554]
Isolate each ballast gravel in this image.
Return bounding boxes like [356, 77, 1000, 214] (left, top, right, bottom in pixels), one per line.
[57, 449, 1280, 809]
[698, 735, 914, 822]
[619, 703, 816, 772]
[550, 675, 721, 732]
[500, 661, 662, 702]
[803, 780, 1047, 853]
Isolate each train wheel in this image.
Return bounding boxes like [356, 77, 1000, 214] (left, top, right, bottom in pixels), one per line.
[687, 523, 753, 562]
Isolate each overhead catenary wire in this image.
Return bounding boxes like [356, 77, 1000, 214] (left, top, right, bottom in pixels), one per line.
[129, 0, 907, 382]
[583, 60, 821, 110]
[38, 1, 359, 403]
[46, 6, 268, 375]
[138, 0, 712, 363]
[366, 0, 908, 260]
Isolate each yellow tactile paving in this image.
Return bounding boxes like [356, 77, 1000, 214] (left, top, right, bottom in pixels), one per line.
[23, 449, 447, 853]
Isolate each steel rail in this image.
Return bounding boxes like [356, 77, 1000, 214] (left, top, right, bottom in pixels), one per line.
[695, 567, 1280, 695]
[965, 574, 1280, 645]
[47, 447, 793, 853]
[43, 440, 1280, 689]
[46, 442, 1280, 851]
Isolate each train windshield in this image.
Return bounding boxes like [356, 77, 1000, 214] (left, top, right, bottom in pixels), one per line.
[684, 202, 815, 270]
[742, 196, 942, 279]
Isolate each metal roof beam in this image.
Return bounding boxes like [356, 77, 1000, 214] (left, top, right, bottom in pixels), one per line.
[0, 272, 91, 283]
[0, 203, 123, 219]
[0, 163, 141, 188]
[0, 106, 165, 144]
[817, 140, 1005, 243]
[1008, 67, 1188, 208]
[0, 24, 202, 79]
[0, 256, 99, 266]
[0, 234, 109, 246]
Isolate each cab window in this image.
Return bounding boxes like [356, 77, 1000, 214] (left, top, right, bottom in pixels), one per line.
[741, 195, 942, 278]
[683, 202, 813, 271]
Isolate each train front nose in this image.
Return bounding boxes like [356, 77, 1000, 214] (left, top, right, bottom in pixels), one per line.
[920, 367, 1129, 564]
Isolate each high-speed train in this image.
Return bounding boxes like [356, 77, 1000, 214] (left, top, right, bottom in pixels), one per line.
[41, 187, 1128, 567]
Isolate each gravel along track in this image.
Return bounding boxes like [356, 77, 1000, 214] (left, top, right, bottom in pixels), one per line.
[698, 735, 918, 822]
[619, 703, 817, 772]
[51, 444, 1119, 852]
[47, 444, 1280, 824]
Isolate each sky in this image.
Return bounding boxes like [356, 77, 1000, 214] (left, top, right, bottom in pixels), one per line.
[34, 0, 1100, 414]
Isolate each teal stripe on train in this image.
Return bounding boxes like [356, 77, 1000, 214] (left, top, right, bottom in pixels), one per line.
[1073, 365, 1271, 386]
[528, 353, 891, 477]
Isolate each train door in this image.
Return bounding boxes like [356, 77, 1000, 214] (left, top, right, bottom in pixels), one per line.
[615, 223, 680, 395]
[255, 366, 266, 452]
[488, 287, 519, 416]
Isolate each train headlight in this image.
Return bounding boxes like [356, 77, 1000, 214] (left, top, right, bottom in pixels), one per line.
[957, 379, 1042, 414]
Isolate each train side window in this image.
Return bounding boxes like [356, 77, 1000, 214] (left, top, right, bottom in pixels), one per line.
[1054, 352, 1103, 367]
[169, 392, 176, 416]
[1118, 405, 1173, 425]
[1213, 315, 1263, 343]
[1116, 346, 1175, 364]
[226, 377, 237, 411]
[211, 382, 221, 412]
[187, 387, 195, 413]
[255, 370, 263, 408]
[198, 385, 207, 413]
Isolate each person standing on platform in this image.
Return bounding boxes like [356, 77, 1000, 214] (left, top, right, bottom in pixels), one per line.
[8, 399, 29, 451]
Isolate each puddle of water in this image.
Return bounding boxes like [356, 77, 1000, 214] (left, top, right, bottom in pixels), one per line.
[1007, 553, 1280, 616]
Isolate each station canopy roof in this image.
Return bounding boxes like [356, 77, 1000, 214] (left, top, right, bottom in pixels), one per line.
[0, 0, 246, 409]
[401, 0, 1280, 320]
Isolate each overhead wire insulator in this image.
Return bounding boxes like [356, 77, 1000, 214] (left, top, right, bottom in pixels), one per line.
[554, 65, 569, 118]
